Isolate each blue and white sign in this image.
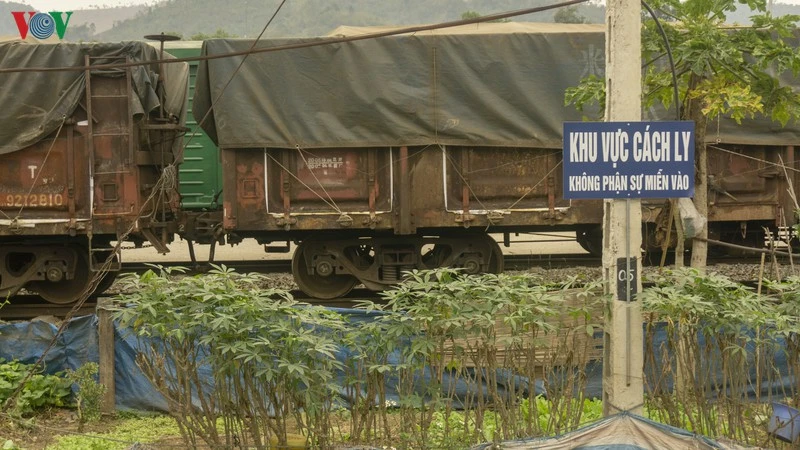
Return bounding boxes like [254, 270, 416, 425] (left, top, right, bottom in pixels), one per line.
[563, 121, 695, 199]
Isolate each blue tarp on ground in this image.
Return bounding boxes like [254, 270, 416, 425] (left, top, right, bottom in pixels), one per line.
[0, 314, 792, 412]
[0, 312, 547, 411]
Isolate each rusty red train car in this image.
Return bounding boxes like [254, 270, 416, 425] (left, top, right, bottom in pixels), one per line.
[0, 41, 187, 303]
[191, 23, 800, 299]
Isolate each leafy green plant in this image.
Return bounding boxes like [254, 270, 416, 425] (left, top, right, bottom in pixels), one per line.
[111, 266, 607, 449]
[763, 276, 800, 409]
[114, 265, 346, 449]
[642, 268, 786, 445]
[0, 358, 70, 417]
[65, 362, 106, 430]
[2, 440, 20, 450]
[366, 268, 604, 447]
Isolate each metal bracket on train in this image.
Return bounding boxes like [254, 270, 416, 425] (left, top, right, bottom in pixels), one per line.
[275, 216, 297, 231]
[7, 218, 24, 234]
[541, 210, 566, 220]
[361, 213, 381, 229]
[486, 210, 505, 224]
[454, 213, 475, 227]
[66, 218, 79, 237]
[337, 214, 353, 228]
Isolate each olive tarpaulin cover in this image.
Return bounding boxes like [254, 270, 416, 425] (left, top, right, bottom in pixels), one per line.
[0, 40, 188, 155]
[193, 23, 800, 150]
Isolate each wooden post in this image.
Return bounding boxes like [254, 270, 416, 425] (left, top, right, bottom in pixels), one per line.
[97, 297, 116, 414]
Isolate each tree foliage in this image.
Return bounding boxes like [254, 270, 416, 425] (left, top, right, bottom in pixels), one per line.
[554, 6, 588, 24]
[648, 0, 800, 126]
[189, 28, 238, 41]
[567, 0, 800, 127]
[461, 10, 511, 23]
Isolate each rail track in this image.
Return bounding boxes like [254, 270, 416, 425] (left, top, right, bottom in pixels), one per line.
[118, 252, 785, 274]
[0, 296, 98, 321]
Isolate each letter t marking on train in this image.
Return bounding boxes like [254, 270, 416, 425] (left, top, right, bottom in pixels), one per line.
[28, 165, 37, 179]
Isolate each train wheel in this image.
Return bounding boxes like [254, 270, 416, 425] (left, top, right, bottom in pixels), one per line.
[484, 235, 504, 273]
[576, 228, 603, 256]
[28, 247, 92, 305]
[421, 244, 451, 269]
[292, 240, 358, 300]
[91, 252, 120, 296]
[452, 235, 504, 275]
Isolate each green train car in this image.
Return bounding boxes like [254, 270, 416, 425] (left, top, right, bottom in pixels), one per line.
[164, 42, 223, 212]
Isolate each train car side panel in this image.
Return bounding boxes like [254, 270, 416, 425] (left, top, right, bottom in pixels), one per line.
[223, 147, 394, 233]
[0, 130, 90, 232]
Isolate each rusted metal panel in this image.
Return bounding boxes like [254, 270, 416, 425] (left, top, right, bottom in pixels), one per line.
[0, 127, 91, 234]
[220, 143, 796, 237]
[223, 147, 396, 232]
[222, 148, 241, 231]
[444, 147, 568, 212]
[708, 145, 776, 203]
[267, 148, 392, 212]
[708, 204, 776, 222]
[397, 146, 414, 234]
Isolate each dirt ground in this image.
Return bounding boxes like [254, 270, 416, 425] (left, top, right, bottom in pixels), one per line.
[1, 409, 132, 450]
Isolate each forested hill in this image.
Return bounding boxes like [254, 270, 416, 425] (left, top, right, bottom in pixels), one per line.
[3, 0, 799, 42]
[96, 0, 606, 41]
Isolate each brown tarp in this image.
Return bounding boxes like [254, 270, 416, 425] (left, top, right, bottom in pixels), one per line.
[193, 23, 800, 150]
[0, 40, 188, 155]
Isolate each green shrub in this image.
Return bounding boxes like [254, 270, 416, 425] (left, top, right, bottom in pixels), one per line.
[0, 358, 70, 416]
[65, 362, 106, 430]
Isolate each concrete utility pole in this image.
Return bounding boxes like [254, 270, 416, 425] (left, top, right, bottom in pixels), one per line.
[602, 0, 644, 416]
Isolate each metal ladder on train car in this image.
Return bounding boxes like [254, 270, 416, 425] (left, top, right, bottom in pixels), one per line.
[84, 54, 133, 272]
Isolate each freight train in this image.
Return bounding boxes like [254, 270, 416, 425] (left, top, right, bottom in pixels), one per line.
[2, 23, 798, 302]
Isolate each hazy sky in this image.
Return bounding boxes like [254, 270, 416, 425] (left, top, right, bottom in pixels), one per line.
[15, 0, 800, 10]
[15, 0, 160, 10]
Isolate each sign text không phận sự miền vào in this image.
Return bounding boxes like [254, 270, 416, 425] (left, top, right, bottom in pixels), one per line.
[562, 121, 695, 199]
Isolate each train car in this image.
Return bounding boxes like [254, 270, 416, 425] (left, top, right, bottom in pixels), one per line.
[0, 40, 188, 303]
[190, 23, 800, 299]
[162, 42, 225, 248]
